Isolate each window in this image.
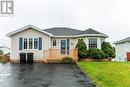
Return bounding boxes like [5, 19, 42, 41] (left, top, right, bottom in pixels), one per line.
[52, 39, 56, 46]
[34, 38, 38, 49]
[101, 38, 105, 44]
[29, 38, 33, 49]
[61, 40, 66, 54]
[24, 38, 28, 49]
[21, 38, 40, 50]
[89, 38, 97, 49]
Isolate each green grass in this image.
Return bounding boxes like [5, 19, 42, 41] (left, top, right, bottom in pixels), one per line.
[78, 62, 130, 87]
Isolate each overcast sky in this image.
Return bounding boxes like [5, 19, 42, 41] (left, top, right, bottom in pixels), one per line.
[0, 0, 130, 47]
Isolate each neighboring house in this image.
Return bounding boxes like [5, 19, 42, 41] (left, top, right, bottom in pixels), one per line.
[7, 25, 108, 63]
[0, 46, 10, 54]
[114, 37, 130, 62]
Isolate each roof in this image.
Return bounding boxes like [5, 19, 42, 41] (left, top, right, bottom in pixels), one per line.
[114, 37, 130, 45]
[7, 25, 108, 38]
[7, 25, 53, 37]
[44, 27, 108, 37]
[44, 27, 82, 36]
[0, 46, 10, 49]
[76, 28, 108, 37]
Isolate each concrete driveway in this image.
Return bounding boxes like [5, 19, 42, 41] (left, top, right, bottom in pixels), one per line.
[0, 63, 95, 87]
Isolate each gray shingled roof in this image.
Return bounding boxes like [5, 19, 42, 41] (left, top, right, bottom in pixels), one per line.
[77, 28, 105, 34]
[44, 27, 82, 36]
[43, 27, 108, 37]
[114, 37, 130, 44]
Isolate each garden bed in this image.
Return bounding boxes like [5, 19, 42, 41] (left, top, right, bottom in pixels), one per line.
[79, 58, 111, 62]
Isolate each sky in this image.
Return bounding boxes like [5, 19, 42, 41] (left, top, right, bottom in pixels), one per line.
[0, 0, 130, 47]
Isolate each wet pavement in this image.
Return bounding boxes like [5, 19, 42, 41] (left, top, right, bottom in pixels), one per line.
[0, 63, 95, 87]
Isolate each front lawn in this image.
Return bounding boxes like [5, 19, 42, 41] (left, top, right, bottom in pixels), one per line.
[78, 62, 130, 87]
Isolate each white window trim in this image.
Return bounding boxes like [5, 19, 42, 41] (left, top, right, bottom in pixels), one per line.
[60, 39, 67, 55]
[29, 38, 33, 49]
[23, 38, 28, 50]
[88, 37, 98, 49]
[34, 38, 39, 50]
[52, 39, 57, 47]
[22, 38, 39, 50]
[60, 39, 70, 55]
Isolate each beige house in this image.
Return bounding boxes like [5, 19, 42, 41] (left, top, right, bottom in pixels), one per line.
[7, 25, 108, 63]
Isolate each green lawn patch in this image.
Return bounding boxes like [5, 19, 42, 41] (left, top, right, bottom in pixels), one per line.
[78, 62, 130, 87]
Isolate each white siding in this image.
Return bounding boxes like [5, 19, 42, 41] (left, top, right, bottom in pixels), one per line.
[114, 42, 130, 62]
[10, 28, 51, 60]
[51, 38, 77, 49]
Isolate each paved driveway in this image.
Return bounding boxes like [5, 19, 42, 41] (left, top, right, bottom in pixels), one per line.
[0, 63, 95, 87]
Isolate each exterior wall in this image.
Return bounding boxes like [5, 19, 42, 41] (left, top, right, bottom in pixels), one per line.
[49, 37, 78, 61]
[79, 37, 104, 50]
[44, 49, 78, 61]
[10, 28, 50, 62]
[10, 28, 106, 63]
[50, 37, 77, 49]
[114, 42, 130, 62]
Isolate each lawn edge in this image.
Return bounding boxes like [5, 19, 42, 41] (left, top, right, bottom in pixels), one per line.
[76, 62, 97, 86]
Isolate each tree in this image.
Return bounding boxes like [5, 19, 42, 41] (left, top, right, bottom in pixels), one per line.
[0, 50, 3, 55]
[101, 42, 115, 58]
[76, 39, 88, 58]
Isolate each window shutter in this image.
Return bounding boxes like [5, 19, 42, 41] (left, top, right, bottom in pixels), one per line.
[19, 38, 23, 50]
[39, 37, 42, 50]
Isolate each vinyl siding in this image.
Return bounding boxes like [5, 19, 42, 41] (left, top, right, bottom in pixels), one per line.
[10, 28, 50, 60]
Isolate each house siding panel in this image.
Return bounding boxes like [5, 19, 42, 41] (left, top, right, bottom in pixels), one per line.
[114, 42, 130, 62]
[10, 28, 50, 61]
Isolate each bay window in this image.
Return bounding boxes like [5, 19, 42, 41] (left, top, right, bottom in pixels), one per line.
[89, 38, 97, 49]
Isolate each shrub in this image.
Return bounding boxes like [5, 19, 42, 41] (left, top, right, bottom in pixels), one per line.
[101, 42, 115, 58]
[76, 39, 88, 58]
[0, 50, 3, 55]
[62, 57, 73, 64]
[0, 55, 3, 63]
[88, 49, 105, 59]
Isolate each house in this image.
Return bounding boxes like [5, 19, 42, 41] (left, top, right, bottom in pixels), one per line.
[114, 37, 130, 62]
[0, 46, 10, 54]
[7, 25, 108, 63]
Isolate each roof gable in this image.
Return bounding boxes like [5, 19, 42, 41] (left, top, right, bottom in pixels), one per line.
[7, 25, 53, 37]
[114, 37, 130, 45]
[76, 28, 108, 37]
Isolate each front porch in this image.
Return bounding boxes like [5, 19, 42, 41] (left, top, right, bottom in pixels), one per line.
[44, 48, 78, 62]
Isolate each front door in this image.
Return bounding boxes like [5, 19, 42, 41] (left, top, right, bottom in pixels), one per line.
[127, 52, 130, 61]
[60, 39, 70, 55]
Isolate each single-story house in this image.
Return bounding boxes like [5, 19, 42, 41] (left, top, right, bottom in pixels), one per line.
[114, 37, 130, 62]
[7, 25, 108, 63]
[0, 46, 10, 54]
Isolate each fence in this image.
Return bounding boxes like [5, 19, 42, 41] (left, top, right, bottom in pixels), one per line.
[2, 54, 10, 63]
